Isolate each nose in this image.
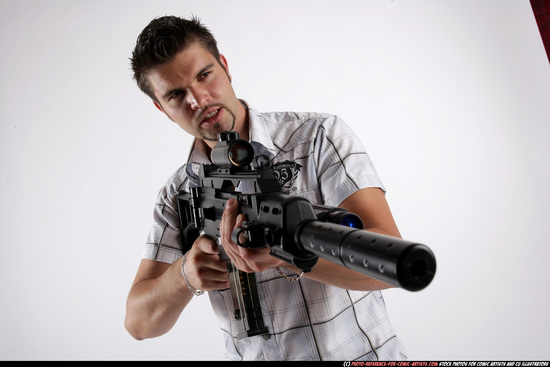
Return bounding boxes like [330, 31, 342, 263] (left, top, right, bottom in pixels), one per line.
[186, 87, 210, 111]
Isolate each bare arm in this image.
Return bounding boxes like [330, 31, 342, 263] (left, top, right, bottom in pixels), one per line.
[219, 187, 402, 291]
[301, 187, 401, 290]
[124, 236, 229, 340]
[124, 257, 190, 340]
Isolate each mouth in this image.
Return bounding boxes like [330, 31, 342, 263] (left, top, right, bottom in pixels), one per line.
[200, 107, 223, 127]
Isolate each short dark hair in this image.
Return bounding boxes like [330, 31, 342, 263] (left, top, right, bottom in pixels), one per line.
[130, 15, 220, 101]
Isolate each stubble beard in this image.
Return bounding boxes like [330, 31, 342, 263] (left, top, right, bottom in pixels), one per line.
[199, 106, 236, 142]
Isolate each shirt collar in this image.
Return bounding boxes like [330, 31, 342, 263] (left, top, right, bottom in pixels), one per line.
[246, 102, 278, 155]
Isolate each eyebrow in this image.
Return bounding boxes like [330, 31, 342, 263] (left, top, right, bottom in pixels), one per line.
[161, 63, 215, 101]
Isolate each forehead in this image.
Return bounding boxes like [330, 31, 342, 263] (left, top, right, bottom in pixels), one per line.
[148, 43, 216, 96]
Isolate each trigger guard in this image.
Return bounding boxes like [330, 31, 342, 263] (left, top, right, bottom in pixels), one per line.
[231, 227, 250, 247]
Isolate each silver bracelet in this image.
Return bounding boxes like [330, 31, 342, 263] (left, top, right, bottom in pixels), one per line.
[181, 251, 205, 296]
[276, 266, 304, 282]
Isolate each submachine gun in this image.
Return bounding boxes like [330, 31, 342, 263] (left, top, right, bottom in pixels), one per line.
[177, 131, 436, 339]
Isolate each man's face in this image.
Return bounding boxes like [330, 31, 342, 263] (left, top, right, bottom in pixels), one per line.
[148, 42, 244, 144]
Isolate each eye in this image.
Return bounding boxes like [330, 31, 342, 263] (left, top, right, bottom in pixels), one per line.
[199, 71, 211, 81]
[169, 90, 183, 100]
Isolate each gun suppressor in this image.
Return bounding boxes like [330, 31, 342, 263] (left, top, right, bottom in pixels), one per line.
[296, 221, 436, 291]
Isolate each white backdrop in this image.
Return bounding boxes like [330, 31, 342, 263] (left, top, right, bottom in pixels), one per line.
[1, 0, 549, 361]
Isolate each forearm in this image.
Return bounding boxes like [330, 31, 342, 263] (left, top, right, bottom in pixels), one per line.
[276, 255, 392, 291]
[305, 187, 402, 291]
[285, 221, 402, 291]
[124, 258, 193, 340]
[219, 189, 403, 291]
[304, 258, 394, 291]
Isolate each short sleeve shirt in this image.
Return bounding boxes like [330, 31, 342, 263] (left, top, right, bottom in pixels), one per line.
[142, 103, 407, 361]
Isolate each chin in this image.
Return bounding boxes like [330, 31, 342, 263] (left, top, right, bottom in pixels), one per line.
[202, 121, 235, 141]
[200, 125, 224, 142]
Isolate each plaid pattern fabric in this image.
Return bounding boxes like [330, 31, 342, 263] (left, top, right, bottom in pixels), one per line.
[142, 104, 407, 361]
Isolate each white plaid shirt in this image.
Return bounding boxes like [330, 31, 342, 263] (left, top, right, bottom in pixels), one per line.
[142, 103, 407, 361]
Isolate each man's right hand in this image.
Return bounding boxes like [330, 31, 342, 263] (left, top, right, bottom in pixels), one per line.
[125, 235, 229, 340]
[185, 235, 230, 291]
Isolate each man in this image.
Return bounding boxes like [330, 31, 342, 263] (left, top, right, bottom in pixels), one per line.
[125, 15, 407, 361]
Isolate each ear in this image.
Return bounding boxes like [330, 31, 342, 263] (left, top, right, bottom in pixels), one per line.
[153, 100, 175, 122]
[153, 101, 164, 112]
[219, 54, 232, 82]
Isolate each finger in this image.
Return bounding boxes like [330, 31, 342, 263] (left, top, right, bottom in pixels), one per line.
[220, 199, 242, 255]
[194, 266, 229, 286]
[235, 214, 247, 243]
[195, 234, 218, 255]
[220, 199, 239, 245]
[190, 268, 229, 291]
[185, 248, 229, 290]
[191, 236, 228, 273]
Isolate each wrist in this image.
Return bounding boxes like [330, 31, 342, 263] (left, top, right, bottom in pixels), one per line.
[275, 263, 304, 281]
[181, 251, 205, 296]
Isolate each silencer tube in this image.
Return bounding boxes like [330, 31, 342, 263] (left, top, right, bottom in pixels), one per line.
[296, 221, 436, 291]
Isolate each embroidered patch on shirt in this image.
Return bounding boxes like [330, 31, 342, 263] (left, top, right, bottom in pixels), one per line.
[272, 161, 302, 192]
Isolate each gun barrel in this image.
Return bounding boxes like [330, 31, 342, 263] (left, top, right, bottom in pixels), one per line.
[296, 221, 436, 291]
